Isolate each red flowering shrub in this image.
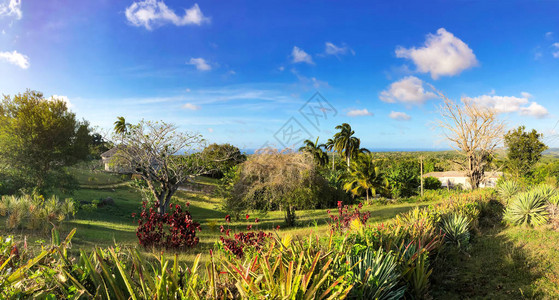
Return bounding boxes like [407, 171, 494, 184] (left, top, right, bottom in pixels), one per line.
[135, 201, 201, 250]
[218, 215, 272, 258]
[327, 201, 370, 233]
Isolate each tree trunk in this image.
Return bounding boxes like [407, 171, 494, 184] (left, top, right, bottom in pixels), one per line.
[332, 152, 335, 171]
[366, 189, 369, 204]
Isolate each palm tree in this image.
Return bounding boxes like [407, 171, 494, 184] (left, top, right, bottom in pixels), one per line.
[114, 116, 129, 135]
[325, 138, 336, 171]
[299, 137, 329, 166]
[343, 153, 385, 203]
[332, 123, 362, 167]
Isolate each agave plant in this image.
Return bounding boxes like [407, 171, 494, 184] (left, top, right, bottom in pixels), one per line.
[531, 184, 559, 205]
[348, 248, 406, 300]
[496, 180, 521, 203]
[439, 213, 471, 248]
[504, 191, 549, 227]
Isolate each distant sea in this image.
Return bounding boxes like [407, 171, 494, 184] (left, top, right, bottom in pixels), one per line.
[241, 148, 452, 154]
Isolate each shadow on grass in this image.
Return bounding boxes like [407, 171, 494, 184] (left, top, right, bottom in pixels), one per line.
[430, 224, 544, 299]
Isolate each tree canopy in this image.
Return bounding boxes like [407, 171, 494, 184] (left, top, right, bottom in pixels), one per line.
[0, 90, 90, 192]
[504, 126, 548, 178]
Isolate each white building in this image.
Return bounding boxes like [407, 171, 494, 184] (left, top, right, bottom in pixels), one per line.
[423, 171, 502, 189]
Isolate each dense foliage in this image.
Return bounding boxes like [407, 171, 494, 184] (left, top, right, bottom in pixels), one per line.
[504, 126, 548, 178]
[134, 201, 201, 250]
[201, 143, 246, 178]
[0, 90, 91, 193]
[0, 192, 76, 231]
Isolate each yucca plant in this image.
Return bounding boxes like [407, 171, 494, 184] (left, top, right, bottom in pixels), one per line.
[496, 180, 521, 203]
[532, 184, 559, 205]
[348, 248, 406, 300]
[439, 213, 471, 249]
[504, 191, 549, 227]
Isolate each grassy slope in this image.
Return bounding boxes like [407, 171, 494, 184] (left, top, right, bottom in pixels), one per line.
[0, 167, 438, 263]
[431, 225, 559, 299]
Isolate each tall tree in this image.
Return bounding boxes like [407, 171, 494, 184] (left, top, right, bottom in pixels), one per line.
[112, 120, 210, 214]
[113, 116, 129, 135]
[325, 138, 336, 171]
[0, 90, 90, 190]
[332, 123, 364, 167]
[504, 126, 548, 178]
[438, 94, 504, 189]
[343, 153, 385, 203]
[299, 137, 329, 167]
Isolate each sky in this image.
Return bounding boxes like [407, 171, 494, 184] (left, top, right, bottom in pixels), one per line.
[1, 0, 559, 151]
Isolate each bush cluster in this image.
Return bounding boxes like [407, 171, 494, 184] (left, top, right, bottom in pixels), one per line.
[134, 201, 201, 250]
[0, 192, 77, 231]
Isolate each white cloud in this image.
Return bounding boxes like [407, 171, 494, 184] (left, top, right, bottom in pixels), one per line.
[0, 0, 21, 20]
[0, 50, 29, 69]
[389, 111, 411, 121]
[347, 108, 373, 117]
[182, 103, 201, 110]
[464, 93, 549, 118]
[187, 57, 211, 71]
[125, 1, 209, 30]
[50, 95, 73, 109]
[553, 43, 559, 58]
[519, 102, 549, 118]
[545, 32, 553, 39]
[324, 42, 354, 56]
[291, 46, 314, 64]
[521, 92, 533, 99]
[395, 28, 478, 79]
[379, 76, 436, 105]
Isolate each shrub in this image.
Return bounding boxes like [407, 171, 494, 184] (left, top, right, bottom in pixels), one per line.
[134, 201, 200, 250]
[424, 176, 442, 190]
[504, 191, 549, 227]
[496, 180, 521, 203]
[327, 201, 370, 233]
[532, 184, 559, 204]
[439, 213, 470, 248]
[0, 193, 77, 231]
[348, 248, 406, 299]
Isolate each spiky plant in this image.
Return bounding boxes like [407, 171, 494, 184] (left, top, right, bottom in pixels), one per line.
[532, 184, 559, 205]
[504, 191, 549, 227]
[349, 248, 406, 300]
[440, 213, 471, 248]
[496, 180, 521, 203]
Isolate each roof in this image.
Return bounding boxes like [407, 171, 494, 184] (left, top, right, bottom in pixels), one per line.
[100, 146, 125, 158]
[423, 171, 503, 179]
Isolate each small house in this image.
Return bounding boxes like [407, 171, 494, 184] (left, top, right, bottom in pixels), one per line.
[423, 171, 502, 189]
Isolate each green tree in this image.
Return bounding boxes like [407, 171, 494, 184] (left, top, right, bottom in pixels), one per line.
[332, 123, 367, 167]
[504, 126, 548, 178]
[299, 137, 329, 167]
[0, 90, 90, 191]
[343, 153, 386, 203]
[201, 143, 246, 178]
[386, 160, 420, 198]
[113, 116, 129, 135]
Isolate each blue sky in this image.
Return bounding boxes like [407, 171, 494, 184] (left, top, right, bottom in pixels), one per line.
[1, 0, 559, 150]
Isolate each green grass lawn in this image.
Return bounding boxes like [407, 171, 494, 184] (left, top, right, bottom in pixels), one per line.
[0, 169, 439, 264]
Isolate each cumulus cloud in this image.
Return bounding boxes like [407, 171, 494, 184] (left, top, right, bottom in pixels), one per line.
[379, 76, 436, 105]
[0, 0, 21, 20]
[464, 93, 549, 118]
[545, 32, 553, 39]
[125, 0, 209, 30]
[0, 50, 29, 69]
[389, 111, 411, 121]
[182, 103, 201, 110]
[187, 57, 211, 71]
[324, 42, 354, 56]
[50, 95, 73, 109]
[395, 28, 478, 79]
[291, 46, 314, 64]
[519, 102, 549, 118]
[347, 108, 373, 117]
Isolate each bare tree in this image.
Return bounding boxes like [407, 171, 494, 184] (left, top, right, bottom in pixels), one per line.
[437, 93, 505, 189]
[112, 120, 208, 214]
